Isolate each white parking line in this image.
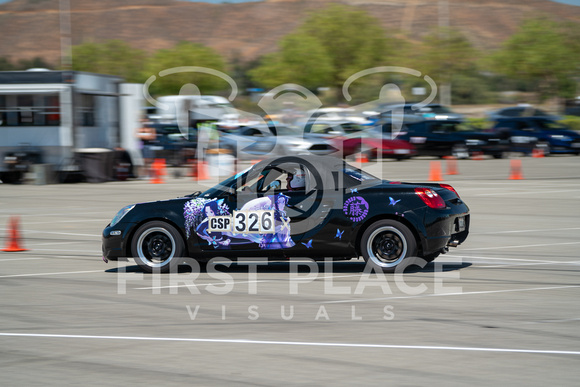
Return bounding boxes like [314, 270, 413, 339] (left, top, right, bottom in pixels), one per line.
[320, 285, 580, 304]
[447, 255, 577, 264]
[0, 270, 103, 279]
[476, 227, 580, 235]
[22, 219, 110, 225]
[1, 230, 100, 238]
[461, 241, 580, 251]
[0, 332, 578, 356]
[475, 189, 580, 196]
[0, 257, 45, 262]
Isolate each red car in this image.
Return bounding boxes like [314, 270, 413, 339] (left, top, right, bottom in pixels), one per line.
[339, 130, 416, 160]
[303, 121, 415, 160]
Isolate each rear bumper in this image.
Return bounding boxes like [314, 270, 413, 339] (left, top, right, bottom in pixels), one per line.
[420, 202, 470, 256]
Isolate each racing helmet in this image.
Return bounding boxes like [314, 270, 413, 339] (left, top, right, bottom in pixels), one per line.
[288, 168, 306, 190]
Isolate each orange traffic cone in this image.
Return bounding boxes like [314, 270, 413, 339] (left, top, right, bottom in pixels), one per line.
[2, 216, 28, 252]
[532, 148, 544, 158]
[197, 160, 209, 181]
[471, 152, 484, 161]
[356, 152, 369, 163]
[150, 159, 164, 184]
[429, 161, 443, 181]
[445, 157, 459, 175]
[509, 159, 524, 180]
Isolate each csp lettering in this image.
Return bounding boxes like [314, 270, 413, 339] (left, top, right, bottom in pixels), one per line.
[208, 216, 232, 232]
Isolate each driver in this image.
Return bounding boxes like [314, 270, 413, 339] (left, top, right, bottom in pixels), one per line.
[286, 169, 305, 191]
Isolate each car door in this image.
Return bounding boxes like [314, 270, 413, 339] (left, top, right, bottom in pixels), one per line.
[198, 162, 313, 252]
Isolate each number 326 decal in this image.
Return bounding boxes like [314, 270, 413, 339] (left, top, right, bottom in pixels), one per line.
[209, 211, 276, 234]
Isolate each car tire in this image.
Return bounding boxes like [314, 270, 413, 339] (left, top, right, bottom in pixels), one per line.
[131, 221, 185, 273]
[361, 220, 417, 273]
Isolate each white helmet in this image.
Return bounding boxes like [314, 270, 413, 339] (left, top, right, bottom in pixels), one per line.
[289, 169, 305, 189]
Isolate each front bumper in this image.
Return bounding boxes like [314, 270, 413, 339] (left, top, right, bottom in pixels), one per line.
[102, 222, 135, 260]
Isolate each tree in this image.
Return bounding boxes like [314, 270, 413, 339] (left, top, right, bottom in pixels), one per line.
[142, 41, 228, 96]
[251, 4, 393, 102]
[72, 40, 147, 82]
[0, 57, 54, 71]
[249, 32, 333, 90]
[491, 17, 579, 100]
[415, 27, 478, 105]
[300, 4, 391, 87]
[0, 57, 15, 71]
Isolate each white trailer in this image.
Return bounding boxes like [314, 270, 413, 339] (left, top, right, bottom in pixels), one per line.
[0, 70, 143, 183]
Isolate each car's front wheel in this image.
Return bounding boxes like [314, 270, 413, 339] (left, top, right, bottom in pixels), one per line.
[361, 220, 417, 272]
[131, 221, 185, 273]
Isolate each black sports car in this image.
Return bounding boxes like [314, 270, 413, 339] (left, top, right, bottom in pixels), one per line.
[102, 156, 470, 273]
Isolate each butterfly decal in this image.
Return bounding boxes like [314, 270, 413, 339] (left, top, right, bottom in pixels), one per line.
[350, 188, 358, 194]
[302, 239, 313, 249]
[335, 229, 344, 239]
[389, 197, 401, 206]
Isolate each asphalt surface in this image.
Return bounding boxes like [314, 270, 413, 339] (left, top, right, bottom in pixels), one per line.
[1, 155, 579, 386]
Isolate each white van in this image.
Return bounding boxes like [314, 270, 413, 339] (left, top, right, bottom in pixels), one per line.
[154, 95, 236, 126]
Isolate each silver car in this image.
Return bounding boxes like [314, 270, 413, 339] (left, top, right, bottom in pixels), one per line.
[218, 124, 337, 160]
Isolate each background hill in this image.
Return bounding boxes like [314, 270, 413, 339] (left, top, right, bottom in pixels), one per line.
[0, 0, 579, 66]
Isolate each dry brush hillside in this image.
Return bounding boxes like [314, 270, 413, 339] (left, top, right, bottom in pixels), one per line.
[0, 0, 579, 66]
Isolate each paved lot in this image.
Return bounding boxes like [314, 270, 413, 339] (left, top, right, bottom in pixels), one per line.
[1, 155, 579, 386]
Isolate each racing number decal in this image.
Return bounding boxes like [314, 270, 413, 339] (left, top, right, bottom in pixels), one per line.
[212, 211, 277, 234]
[234, 212, 246, 233]
[248, 212, 259, 232]
[260, 211, 275, 234]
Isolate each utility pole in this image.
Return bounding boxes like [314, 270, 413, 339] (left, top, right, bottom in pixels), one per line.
[438, 0, 452, 106]
[59, 0, 72, 70]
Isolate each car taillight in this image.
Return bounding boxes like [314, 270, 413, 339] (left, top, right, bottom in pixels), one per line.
[439, 183, 460, 198]
[415, 187, 446, 209]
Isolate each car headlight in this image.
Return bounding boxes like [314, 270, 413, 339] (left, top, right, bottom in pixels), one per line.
[110, 204, 135, 227]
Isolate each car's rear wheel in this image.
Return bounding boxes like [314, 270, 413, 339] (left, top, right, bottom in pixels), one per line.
[361, 220, 417, 272]
[131, 221, 185, 273]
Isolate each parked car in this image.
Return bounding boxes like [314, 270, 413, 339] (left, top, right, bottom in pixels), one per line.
[0, 144, 42, 183]
[306, 107, 373, 125]
[217, 123, 337, 160]
[491, 117, 580, 155]
[377, 103, 464, 124]
[102, 155, 470, 273]
[487, 105, 560, 121]
[303, 120, 415, 160]
[144, 123, 198, 166]
[384, 119, 512, 159]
